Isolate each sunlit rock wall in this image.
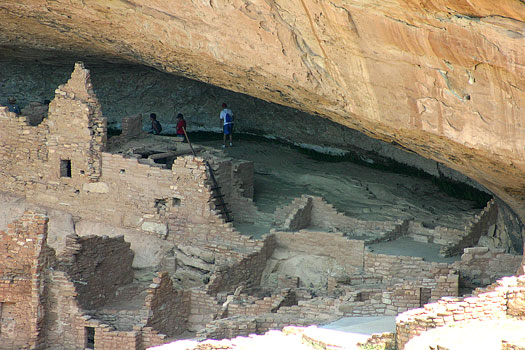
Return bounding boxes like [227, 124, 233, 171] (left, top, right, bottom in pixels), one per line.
[0, 0, 523, 219]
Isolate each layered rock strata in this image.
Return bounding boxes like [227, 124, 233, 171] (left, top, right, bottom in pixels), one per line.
[0, 0, 523, 221]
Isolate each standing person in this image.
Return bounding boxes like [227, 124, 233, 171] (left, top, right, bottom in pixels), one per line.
[150, 113, 162, 135]
[176, 113, 187, 141]
[219, 103, 234, 148]
[6, 97, 20, 115]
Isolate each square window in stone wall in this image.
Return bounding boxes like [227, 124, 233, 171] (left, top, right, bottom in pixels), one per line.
[60, 159, 72, 178]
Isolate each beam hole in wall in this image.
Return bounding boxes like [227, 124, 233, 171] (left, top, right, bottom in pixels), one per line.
[120, 169, 126, 174]
[60, 159, 72, 178]
[172, 197, 181, 206]
[420, 287, 432, 306]
[85, 326, 95, 349]
[356, 291, 370, 302]
[79, 170, 85, 175]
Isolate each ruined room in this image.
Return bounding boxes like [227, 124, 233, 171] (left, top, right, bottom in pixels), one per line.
[0, 1, 524, 350]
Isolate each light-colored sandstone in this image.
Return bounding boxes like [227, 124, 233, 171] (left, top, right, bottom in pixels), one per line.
[0, 0, 523, 222]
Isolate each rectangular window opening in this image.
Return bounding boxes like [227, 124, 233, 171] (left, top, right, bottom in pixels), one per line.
[420, 288, 432, 307]
[85, 326, 95, 349]
[60, 159, 72, 178]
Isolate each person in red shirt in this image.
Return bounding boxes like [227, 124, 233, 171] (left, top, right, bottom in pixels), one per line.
[176, 113, 187, 141]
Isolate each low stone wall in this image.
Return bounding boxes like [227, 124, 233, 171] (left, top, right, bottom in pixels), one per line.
[310, 196, 407, 241]
[357, 332, 396, 350]
[273, 195, 312, 230]
[364, 252, 458, 302]
[196, 316, 257, 340]
[440, 199, 498, 257]
[187, 290, 221, 332]
[274, 195, 408, 242]
[454, 246, 522, 288]
[408, 221, 464, 245]
[396, 275, 525, 350]
[205, 234, 276, 294]
[225, 289, 296, 318]
[274, 230, 365, 273]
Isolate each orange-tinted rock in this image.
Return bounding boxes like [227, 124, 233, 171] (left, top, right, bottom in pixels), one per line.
[0, 1, 524, 219]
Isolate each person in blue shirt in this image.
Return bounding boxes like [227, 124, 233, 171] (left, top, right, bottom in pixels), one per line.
[219, 103, 234, 148]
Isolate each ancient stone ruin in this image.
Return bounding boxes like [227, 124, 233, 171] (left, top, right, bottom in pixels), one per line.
[0, 63, 523, 349]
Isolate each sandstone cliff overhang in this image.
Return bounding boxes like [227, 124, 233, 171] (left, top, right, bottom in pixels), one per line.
[0, 0, 524, 220]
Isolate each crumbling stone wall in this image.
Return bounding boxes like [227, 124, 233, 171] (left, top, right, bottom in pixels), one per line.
[206, 234, 276, 294]
[144, 272, 190, 337]
[121, 114, 143, 139]
[44, 270, 88, 349]
[440, 199, 498, 256]
[187, 290, 221, 332]
[46, 62, 107, 183]
[0, 212, 50, 349]
[274, 195, 408, 241]
[45, 264, 168, 350]
[58, 234, 134, 310]
[454, 246, 522, 288]
[196, 316, 257, 340]
[396, 275, 525, 349]
[408, 199, 498, 256]
[408, 221, 464, 245]
[0, 62, 267, 287]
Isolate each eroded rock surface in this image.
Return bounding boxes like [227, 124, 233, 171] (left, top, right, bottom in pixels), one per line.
[0, 0, 524, 220]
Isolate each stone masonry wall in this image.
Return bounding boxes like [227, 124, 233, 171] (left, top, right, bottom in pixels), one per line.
[46, 62, 107, 183]
[121, 114, 143, 139]
[206, 234, 277, 295]
[440, 199, 498, 256]
[46, 262, 168, 350]
[0, 62, 270, 284]
[454, 246, 522, 288]
[144, 272, 190, 337]
[187, 290, 221, 332]
[0, 212, 168, 350]
[274, 195, 408, 242]
[274, 230, 365, 274]
[364, 252, 458, 302]
[58, 234, 134, 310]
[0, 212, 50, 349]
[396, 275, 525, 349]
[310, 196, 407, 241]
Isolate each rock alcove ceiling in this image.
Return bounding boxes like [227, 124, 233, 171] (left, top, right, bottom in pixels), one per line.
[0, 0, 524, 222]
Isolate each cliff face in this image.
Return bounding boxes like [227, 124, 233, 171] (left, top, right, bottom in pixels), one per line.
[0, 0, 524, 218]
